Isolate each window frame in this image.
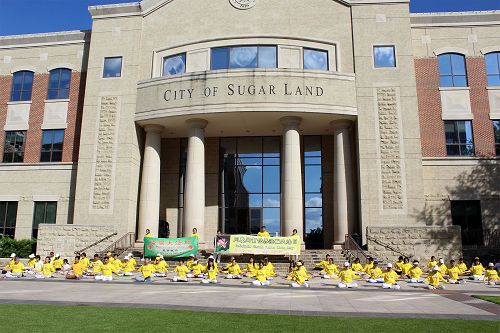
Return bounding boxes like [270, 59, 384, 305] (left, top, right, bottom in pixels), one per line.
[373, 45, 397, 68]
[303, 47, 329, 71]
[2, 131, 27, 163]
[32, 201, 57, 239]
[47, 68, 72, 100]
[162, 52, 187, 77]
[102, 56, 123, 78]
[10, 70, 34, 102]
[484, 52, 500, 87]
[0, 201, 18, 238]
[444, 120, 475, 157]
[438, 53, 468, 87]
[40, 129, 65, 163]
[493, 120, 500, 156]
[210, 45, 278, 70]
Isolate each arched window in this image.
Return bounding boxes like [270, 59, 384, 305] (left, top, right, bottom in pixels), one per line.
[47, 68, 71, 99]
[11, 71, 34, 101]
[438, 53, 467, 87]
[485, 52, 500, 87]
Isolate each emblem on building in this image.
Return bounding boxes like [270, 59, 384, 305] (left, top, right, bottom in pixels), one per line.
[229, 0, 256, 10]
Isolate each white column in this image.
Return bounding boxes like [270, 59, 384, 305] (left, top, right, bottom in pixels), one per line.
[137, 124, 164, 240]
[183, 119, 208, 242]
[281, 116, 303, 238]
[332, 120, 355, 245]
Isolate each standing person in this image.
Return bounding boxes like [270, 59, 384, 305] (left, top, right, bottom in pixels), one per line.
[95, 257, 118, 281]
[191, 228, 200, 241]
[214, 230, 223, 263]
[257, 226, 270, 237]
[136, 258, 155, 283]
[202, 260, 218, 284]
[408, 260, 424, 283]
[244, 257, 258, 277]
[485, 263, 499, 285]
[172, 260, 189, 282]
[144, 229, 153, 238]
[338, 262, 359, 288]
[66, 256, 84, 280]
[470, 257, 485, 281]
[381, 263, 401, 290]
[425, 266, 447, 289]
[252, 262, 270, 287]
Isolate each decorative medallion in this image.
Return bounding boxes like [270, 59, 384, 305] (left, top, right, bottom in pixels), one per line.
[229, 0, 256, 10]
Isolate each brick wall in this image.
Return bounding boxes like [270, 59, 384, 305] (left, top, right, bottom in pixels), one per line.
[0, 71, 85, 163]
[415, 57, 495, 157]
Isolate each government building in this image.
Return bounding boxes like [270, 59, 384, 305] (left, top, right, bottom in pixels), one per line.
[0, 0, 498, 261]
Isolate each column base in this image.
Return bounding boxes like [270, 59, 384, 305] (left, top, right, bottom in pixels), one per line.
[332, 244, 344, 250]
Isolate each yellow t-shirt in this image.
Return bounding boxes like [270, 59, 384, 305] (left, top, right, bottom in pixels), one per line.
[427, 261, 437, 269]
[324, 263, 339, 276]
[70, 262, 84, 275]
[339, 269, 358, 283]
[139, 264, 156, 278]
[191, 233, 200, 240]
[144, 233, 153, 238]
[11, 262, 25, 273]
[52, 258, 63, 269]
[112, 259, 122, 270]
[402, 263, 413, 275]
[409, 266, 423, 279]
[174, 265, 189, 277]
[394, 261, 404, 271]
[485, 269, 499, 282]
[447, 266, 461, 280]
[129, 257, 137, 267]
[246, 263, 258, 274]
[352, 263, 363, 272]
[363, 262, 374, 274]
[470, 264, 485, 276]
[42, 263, 55, 277]
[207, 267, 218, 280]
[425, 271, 446, 286]
[257, 231, 270, 237]
[264, 262, 276, 276]
[123, 261, 135, 273]
[370, 267, 383, 279]
[191, 264, 205, 275]
[437, 264, 448, 275]
[27, 259, 37, 268]
[154, 260, 168, 273]
[91, 260, 103, 273]
[228, 263, 242, 275]
[100, 263, 117, 276]
[255, 268, 268, 282]
[383, 270, 400, 284]
[457, 263, 468, 274]
[80, 257, 90, 269]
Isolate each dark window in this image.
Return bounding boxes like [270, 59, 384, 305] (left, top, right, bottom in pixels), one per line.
[11, 71, 34, 101]
[494, 120, 500, 156]
[103, 57, 122, 78]
[303, 48, 328, 70]
[211, 46, 277, 70]
[32, 201, 57, 239]
[163, 53, 186, 77]
[47, 68, 71, 99]
[485, 52, 500, 86]
[0, 202, 18, 238]
[374, 46, 396, 68]
[451, 200, 483, 247]
[444, 120, 474, 156]
[438, 53, 468, 87]
[303, 136, 323, 249]
[40, 129, 64, 162]
[3, 131, 26, 163]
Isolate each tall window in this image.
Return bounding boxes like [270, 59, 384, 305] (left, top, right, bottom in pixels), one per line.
[303, 136, 323, 249]
[444, 120, 474, 156]
[494, 120, 500, 156]
[211, 46, 277, 70]
[3, 131, 26, 163]
[0, 202, 18, 238]
[40, 129, 64, 162]
[103, 57, 123, 78]
[451, 200, 483, 247]
[219, 137, 280, 235]
[163, 53, 186, 77]
[11, 71, 34, 101]
[32, 201, 57, 239]
[438, 53, 467, 87]
[47, 68, 71, 99]
[485, 52, 500, 86]
[374, 46, 396, 68]
[303, 48, 328, 70]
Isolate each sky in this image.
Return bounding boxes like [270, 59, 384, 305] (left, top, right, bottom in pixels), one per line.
[0, 0, 500, 36]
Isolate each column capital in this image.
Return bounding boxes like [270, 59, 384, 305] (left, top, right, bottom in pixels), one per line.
[280, 116, 302, 129]
[143, 124, 164, 133]
[330, 119, 353, 130]
[186, 118, 208, 129]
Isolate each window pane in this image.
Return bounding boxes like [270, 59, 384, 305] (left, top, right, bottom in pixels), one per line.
[163, 53, 186, 77]
[0, 202, 5, 230]
[304, 49, 328, 70]
[246, 194, 262, 208]
[48, 70, 60, 89]
[438, 55, 452, 75]
[305, 165, 322, 192]
[263, 166, 280, 193]
[263, 208, 280, 235]
[463, 121, 473, 144]
[263, 157, 280, 166]
[230, 46, 258, 69]
[41, 130, 53, 148]
[47, 90, 58, 100]
[258, 47, 277, 68]
[240, 165, 262, 193]
[494, 121, 500, 144]
[305, 193, 322, 208]
[20, 91, 32, 101]
[211, 48, 229, 70]
[53, 129, 65, 145]
[263, 194, 280, 207]
[237, 137, 262, 157]
[60, 69, 71, 89]
[305, 157, 321, 165]
[374, 46, 396, 68]
[46, 202, 57, 224]
[445, 122, 458, 143]
[33, 202, 45, 228]
[40, 151, 51, 162]
[238, 157, 261, 167]
[304, 136, 321, 157]
[485, 53, 500, 75]
[51, 151, 63, 162]
[305, 208, 323, 232]
[6, 202, 18, 228]
[451, 54, 466, 75]
[452, 75, 467, 87]
[263, 137, 280, 157]
[440, 76, 453, 87]
[487, 75, 500, 87]
[103, 57, 122, 78]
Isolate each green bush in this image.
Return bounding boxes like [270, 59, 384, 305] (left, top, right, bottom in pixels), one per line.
[0, 237, 37, 258]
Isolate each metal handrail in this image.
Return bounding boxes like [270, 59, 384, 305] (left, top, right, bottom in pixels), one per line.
[344, 234, 369, 264]
[75, 232, 118, 254]
[366, 234, 413, 259]
[100, 232, 136, 257]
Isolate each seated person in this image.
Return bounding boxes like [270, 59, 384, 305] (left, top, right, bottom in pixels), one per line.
[424, 265, 447, 290]
[362, 257, 374, 276]
[381, 263, 401, 290]
[408, 260, 424, 283]
[201, 260, 218, 284]
[338, 262, 359, 288]
[252, 262, 270, 287]
[153, 255, 168, 277]
[394, 256, 405, 275]
[263, 257, 277, 279]
[187, 260, 205, 278]
[52, 255, 63, 271]
[351, 258, 364, 275]
[66, 256, 85, 280]
[485, 263, 499, 286]
[37, 256, 55, 279]
[186, 254, 196, 271]
[367, 262, 384, 283]
[2, 253, 16, 274]
[61, 259, 71, 272]
[80, 253, 90, 270]
[437, 258, 448, 275]
[87, 254, 103, 276]
[469, 258, 485, 281]
[289, 262, 309, 288]
[27, 254, 37, 269]
[95, 257, 118, 281]
[121, 256, 136, 276]
[244, 257, 258, 277]
[225, 258, 243, 279]
[457, 258, 469, 275]
[136, 258, 155, 283]
[427, 256, 437, 272]
[446, 260, 464, 284]
[172, 260, 189, 282]
[314, 254, 330, 272]
[322, 258, 339, 279]
[401, 258, 413, 278]
[5, 257, 25, 278]
[112, 254, 122, 271]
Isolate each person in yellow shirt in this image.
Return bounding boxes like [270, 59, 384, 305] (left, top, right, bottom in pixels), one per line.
[252, 262, 270, 286]
[186, 255, 196, 270]
[425, 265, 447, 289]
[187, 260, 205, 278]
[367, 261, 384, 283]
[351, 258, 364, 275]
[427, 256, 437, 272]
[27, 254, 37, 269]
[5, 257, 25, 278]
[191, 228, 201, 241]
[144, 229, 153, 238]
[401, 258, 413, 278]
[136, 258, 155, 282]
[437, 258, 447, 275]
[485, 263, 499, 285]
[173, 260, 189, 282]
[322, 257, 339, 279]
[66, 256, 85, 280]
[469, 258, 485, 281]
[36, 257, 55, 279]
[408, 260, 424, 283]
[257, 226, 270, 238]
[291, 229, 300, 239]
[202, 260, 218, 284]
[120, 256, 135, 276]
[87, 254, 103, 276]
[49, 252, 55, 264]
[95, 257, 118, 281]
[338, 262, 359, 288]
[2, 253, 16, 274]
[127, 253, 137, 268]
[446, 260, 464, 284]
[382, 263, 401, 290]
[52, 255, 63, 271]
[394, 256, 405, 275]
[153, 255, 168, 277]
[289, 262, 310, 288]
[263, 257, 276, 279]
[80, 253, 90, 270]
[362, 257, 375, 276]
[457, 258, 469, 275]
[225, 258, 243, 279]
[244, 257, 258, 277]
[314, 254, 331, 272]
[112, 254, 122, 271]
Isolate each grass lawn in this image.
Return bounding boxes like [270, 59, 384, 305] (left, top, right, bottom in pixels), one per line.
[473, 295, 500, 305]
[0, 304, 498, 332]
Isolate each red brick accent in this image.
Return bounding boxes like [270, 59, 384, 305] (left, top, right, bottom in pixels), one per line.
[23, 73, 47, 163]
[63, 71, 86, 162]
[467, 57, 496, 157]
[0, 76, 10, 158]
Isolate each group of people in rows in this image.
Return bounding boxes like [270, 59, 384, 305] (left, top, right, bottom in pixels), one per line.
[2, 250, 499, 289]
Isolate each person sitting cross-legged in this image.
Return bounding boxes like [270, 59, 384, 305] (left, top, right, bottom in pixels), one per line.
[252, 262, 270, 287]
[381, 263, 401, 290]
[338, 262, 359, 289]
[136, 258, 155, 283]
[201, 259, 218, 284]
[95, 257, 118, 281]
[172, 260, 189, 282]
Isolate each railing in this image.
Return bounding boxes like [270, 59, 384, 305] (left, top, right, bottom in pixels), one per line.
[365, 234, 413, 260]
[344, 234, 369, 264]
[75, 232, 118, 254]
[462, 230, 500, 249]
[100, 232, 136, 257]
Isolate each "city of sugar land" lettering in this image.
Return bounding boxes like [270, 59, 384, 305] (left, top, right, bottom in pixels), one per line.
[163, 83, 324, 102]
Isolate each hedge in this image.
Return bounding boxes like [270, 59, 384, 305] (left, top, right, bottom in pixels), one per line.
[0, 237, 37, 258]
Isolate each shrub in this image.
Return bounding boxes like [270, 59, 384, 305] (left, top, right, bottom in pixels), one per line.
[0, 237, 37, 258]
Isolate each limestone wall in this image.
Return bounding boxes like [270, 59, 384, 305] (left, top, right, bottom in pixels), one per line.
[366, 226, 462, 263]
[36, 224, 119, 259]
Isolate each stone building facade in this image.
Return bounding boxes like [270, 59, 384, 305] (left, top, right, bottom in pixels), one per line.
[0, 1, 498, 261]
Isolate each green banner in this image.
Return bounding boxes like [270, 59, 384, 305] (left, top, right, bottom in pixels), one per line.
[144, 236, 198, 258]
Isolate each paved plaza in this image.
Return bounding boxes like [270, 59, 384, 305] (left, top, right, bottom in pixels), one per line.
[0, 277, 498, 320]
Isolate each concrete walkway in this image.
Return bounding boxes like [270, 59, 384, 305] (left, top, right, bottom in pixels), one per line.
[0, 278, 498, 320]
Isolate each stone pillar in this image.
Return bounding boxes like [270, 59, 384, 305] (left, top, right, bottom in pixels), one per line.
[281, 116, 303, 238]
[332, 120, 355, 245]
[183, 119, 208, 242]
[137, 124, 164, 240]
